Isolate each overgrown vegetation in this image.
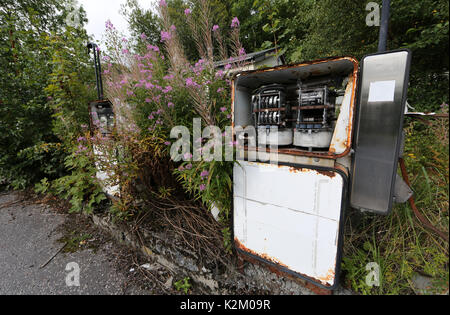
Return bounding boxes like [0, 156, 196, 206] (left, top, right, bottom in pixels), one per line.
[1, 0, 448, 295]
[343, 114, 449, 295]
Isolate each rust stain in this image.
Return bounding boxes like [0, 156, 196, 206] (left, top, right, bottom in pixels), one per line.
[316, 170, 336, 178]
[329, 72, 357, 154]
[317, 268, 336, 282]
[235, 238, 290, 270]
[288, 166, 310, 173]
[334, 162, 349, 177]
[233, 56, 358, 78]
[251, 162, 340, 178]
[236, 252, 333, 295]
[235, 238, 335, 293]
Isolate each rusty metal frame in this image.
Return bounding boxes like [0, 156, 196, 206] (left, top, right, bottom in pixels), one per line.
[232, 162, 349, 290]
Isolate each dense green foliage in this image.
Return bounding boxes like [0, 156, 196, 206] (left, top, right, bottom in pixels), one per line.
[124, 0, 448, 112]
[0, 0, 448, 295]
[0, 0, 105, 213]
[0, 0, 91, 187]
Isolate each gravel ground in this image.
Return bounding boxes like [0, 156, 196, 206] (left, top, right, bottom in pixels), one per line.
[0, 191, 171, 295]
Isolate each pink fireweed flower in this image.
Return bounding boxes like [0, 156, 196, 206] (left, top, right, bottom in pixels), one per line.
[122, 48, 129, 54]
[78, 144, 87, 151]
[231, 17, 240, 28]
[161, 31, 171, 42]
[163, 74, 174, 80]
[77, 136, 86, 142]
[178, 165, 185, 171]
[225, 64, 232, 70]
[185, 163, 192, 170]
[184, 8, 191, 15]
[215, 70, 224, 78]
[145, 98, 151, 103]
[163, 86, 173, 93]
[212, 25, 219, 32]
[184, 152, 193, 160]
[220, 107, 227, 112]
[200, 170, 209, 178]
[217, 88, 224, 93]
[199, 184, 206, 191]
[105, 20, 115, 30]
[170, 25, 176, 32]
[127, 90, 134, 96]
[122, 37, 128, 42]
[159, 0, 167, 7]
[148, 114, 154, 120]
[195, 59, 205, 67]
[147, 44, 160, 52]
[164, 141, 171, 146]
[145, 82, 154, 89]
[167, 102, 174, 108]
[239, 48, 246, 56]
[185, 77, 198, 87]
[140, 33, 147, 40]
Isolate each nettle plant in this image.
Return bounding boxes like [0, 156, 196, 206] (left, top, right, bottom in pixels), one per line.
[100, 0, 247, 224]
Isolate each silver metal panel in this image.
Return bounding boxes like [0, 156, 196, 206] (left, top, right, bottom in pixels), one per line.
[351, 50, 411, 215]
[234, 161, 346, 288]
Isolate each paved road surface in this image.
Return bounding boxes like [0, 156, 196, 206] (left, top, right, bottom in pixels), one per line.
[0, 191, 146, 295]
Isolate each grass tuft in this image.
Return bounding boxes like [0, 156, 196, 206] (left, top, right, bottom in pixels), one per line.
[342, 116, 449, 295]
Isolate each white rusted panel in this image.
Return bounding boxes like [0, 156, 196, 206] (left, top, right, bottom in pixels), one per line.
[234, 161, 344, 286]
[93, 145, 120, 198]
[330, 75, 354, 154]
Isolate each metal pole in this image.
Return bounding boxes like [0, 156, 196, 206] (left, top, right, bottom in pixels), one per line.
[378, 0, 391, 52]
[88, 43, 100, 100]
[87, 43, 104, 100]
[95, 47, 104, 100]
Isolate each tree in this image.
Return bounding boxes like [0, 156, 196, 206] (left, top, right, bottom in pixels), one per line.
[121, 0, 161, 51]
[0, 0, 92, 187]
[123, 0, 236, 62]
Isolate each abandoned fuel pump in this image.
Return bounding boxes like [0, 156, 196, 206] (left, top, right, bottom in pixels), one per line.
[87, 42, 120, 198]
[232, 49, 412, 290]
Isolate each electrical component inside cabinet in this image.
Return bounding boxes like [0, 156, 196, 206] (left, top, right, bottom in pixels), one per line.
[233, 57, 357, 155]
[252, 85, 288, 127]
[294, 82, 342, 150]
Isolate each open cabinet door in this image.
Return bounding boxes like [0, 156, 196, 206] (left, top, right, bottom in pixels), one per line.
[351, 50, 412, 215]
[234, 161, 347, 289]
